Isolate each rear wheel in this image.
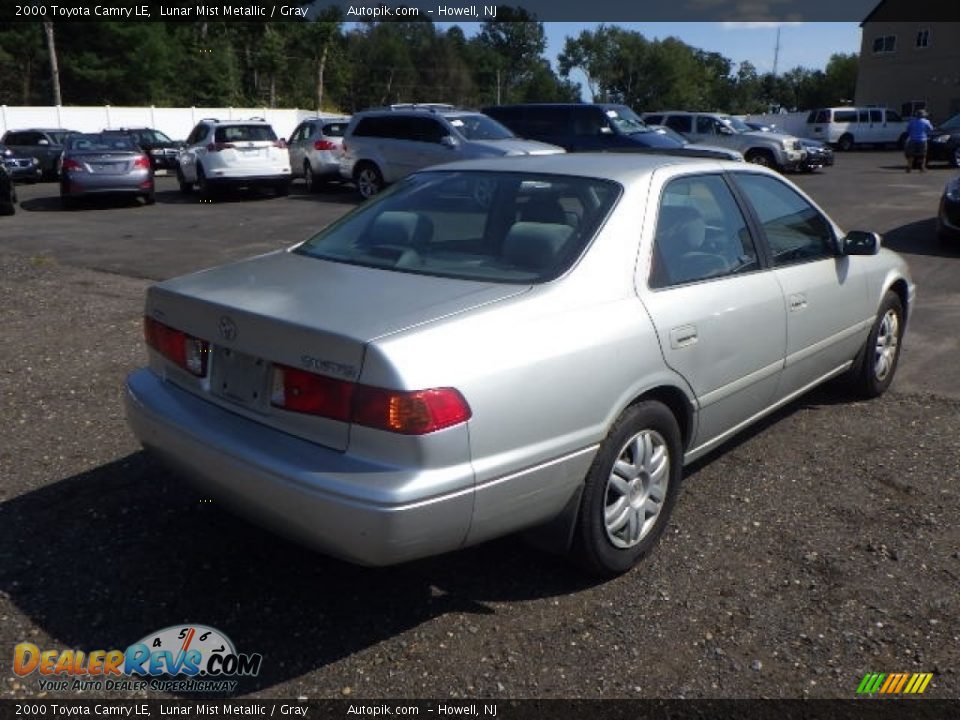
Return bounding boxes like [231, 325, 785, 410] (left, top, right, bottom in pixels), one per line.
[0, 188, 15, 216]
[897, 133, 907, 150]
[304, 161, 318, 193]
[354, 163, 383, 200]
[196, 166, 214, 200]
[848, 291, 904, 398]
[572, 401, 682, 577]
[275, 181, 290, 197]
[143, 190, 156, 205]
[952, 146, 960, 168]
[837, 133, 854, 152]
[177, 166, 193, 194]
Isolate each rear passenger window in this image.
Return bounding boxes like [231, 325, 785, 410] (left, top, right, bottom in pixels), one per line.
[664, 116, 692, 134]
[834, 110, 857, 123]
[733, 173, 834, 266]
[323, 122, 347, 137]
[650, 174, 759, 289]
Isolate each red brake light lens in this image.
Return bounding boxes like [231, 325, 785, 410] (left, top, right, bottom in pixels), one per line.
[270, 365, 354, 422]
[61, 158, 84, 172]
[133, 155, 150, 169]
[313, 140, 336, 151]
[270, 365, 471, 434]
[206, 142, 235, 152]
[144, 317, 209, 377]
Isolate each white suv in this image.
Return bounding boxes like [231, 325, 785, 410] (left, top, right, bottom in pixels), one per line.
[177, 118, 291, 198]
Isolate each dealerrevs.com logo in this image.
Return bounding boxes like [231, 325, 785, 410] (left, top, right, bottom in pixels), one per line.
[13, 624, 262, 693]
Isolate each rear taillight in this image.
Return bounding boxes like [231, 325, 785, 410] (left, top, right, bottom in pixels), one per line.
[144, 317, 209, 377]
[352, 386, 471, 435]
[313, 140, 336, 151]
[270, 364, 471, 435]
[132, 155, 150, 169]
[273, 139, 287, 149]
[206, 142, 235, 152]
[270, 365, 354, 422]
[61, 158, 84, 172]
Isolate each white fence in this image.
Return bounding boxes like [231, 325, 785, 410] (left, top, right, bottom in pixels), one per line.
[742, 111, 810, 138]
[0, 106, 316, 141]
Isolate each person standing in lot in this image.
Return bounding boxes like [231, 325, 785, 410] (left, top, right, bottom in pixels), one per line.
[905, 109, 934, 173]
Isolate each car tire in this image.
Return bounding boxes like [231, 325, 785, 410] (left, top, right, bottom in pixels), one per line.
[304, 162, 318, 193]
[196, 166, 214, 200]
[0, 191, 15, 216]
[572, 400, 682, 577]
[275, 180, 290, 197]
[951, 147, 960, 168]
[837, 134, 854, 152]
[745, 149, 775, 169]
[177, 167, 193, 194]
[849, 291, 904, 399]
[60, 184, 76, 210]
[143, 190, 156, 206]
[897, 133, 907, 151]
[354, 163, 383, 200]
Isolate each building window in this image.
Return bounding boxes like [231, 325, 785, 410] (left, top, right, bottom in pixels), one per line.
[872, 35, 897, 54]
[916, 29, 930, 48]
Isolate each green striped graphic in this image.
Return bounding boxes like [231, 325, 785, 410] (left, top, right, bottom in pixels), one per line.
[857, 673, 886, 694]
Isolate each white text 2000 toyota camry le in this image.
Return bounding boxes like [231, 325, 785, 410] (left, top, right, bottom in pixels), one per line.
[125, 154, 914, 575]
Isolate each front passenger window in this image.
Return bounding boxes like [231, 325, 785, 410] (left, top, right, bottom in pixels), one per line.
[733, 173, 834, 266]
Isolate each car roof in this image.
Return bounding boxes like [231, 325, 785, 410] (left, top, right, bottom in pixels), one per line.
[415, 152, 742, 183]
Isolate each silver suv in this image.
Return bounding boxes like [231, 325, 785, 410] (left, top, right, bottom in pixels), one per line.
[287, 115, 350, 192]
[339, 104, 564, 198]
[642, 111, 805, 172]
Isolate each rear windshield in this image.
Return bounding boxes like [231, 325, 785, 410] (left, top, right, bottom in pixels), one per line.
[295, 171, 621, 284]
[447, 114, 514, 140]
[48, 131, 70, 145]
[214, 125, 277, 142]
[322, 122, 348, 138]
[67, 134, 137, 151]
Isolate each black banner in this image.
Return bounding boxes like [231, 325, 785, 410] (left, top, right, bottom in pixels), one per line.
[2, 700, 960, 720]
[3, 0, 960, 23]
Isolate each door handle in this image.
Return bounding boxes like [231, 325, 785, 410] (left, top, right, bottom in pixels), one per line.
[789, 293, 808, 311]
[669, 325, 698, 349]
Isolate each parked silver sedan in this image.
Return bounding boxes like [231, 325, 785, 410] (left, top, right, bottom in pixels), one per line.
[60, 133, 155, 208]
[125, 154, 914, 575]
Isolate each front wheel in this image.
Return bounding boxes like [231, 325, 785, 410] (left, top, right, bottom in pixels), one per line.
[304, 162, 318, 193]
[849, 291, 904, 398]
[572, 401, 682, 577]
[745, 149, 775, 168]
[177, 166, 193, 194]
[837, 134, 854, 152]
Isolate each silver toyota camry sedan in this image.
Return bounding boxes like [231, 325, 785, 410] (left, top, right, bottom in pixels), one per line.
[125, 154, 914, 576]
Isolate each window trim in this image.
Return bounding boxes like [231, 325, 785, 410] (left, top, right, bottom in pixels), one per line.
[872, 34, 897, 54]
[915, 28, 930, 49]
[646, 171, 768, 292]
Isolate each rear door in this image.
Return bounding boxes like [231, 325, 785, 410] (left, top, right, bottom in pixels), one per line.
[640, 170, 787, 452]
[730, 171, 872, 400]
[288, 121, 310, 173]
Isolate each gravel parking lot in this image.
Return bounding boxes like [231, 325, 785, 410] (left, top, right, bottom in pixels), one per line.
[1, 153, 958, 700]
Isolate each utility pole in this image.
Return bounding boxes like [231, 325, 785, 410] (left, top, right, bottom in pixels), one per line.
[772, 26, 781, 77]
[43, 21, 62, 106]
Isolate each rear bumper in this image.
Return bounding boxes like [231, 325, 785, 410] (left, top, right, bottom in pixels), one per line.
[63, 171, 153, 195]
[205, 172, 291, 187]
[124, 368, 475, 566]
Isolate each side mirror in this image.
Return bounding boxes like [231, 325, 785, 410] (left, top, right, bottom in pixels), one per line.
[37, 139, 50, 146]
[440, 135, 459, 149]
[717, 126, 734, 135]
[841, 230, 881, 255]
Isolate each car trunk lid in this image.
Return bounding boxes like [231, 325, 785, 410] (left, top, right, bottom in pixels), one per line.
[146, 250, 528, 450]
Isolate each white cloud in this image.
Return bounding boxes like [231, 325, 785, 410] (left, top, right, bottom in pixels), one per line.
[721, 21, 804, 28]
